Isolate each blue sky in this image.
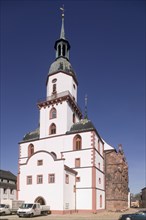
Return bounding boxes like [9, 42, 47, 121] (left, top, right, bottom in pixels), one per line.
[0, 0, 145, 194]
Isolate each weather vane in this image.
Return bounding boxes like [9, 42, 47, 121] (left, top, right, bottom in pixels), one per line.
[60, 5, 65, 17]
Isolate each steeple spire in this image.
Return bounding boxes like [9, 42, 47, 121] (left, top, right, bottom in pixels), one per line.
[60, 5, 65, 39]
[54, 5, 70, 60]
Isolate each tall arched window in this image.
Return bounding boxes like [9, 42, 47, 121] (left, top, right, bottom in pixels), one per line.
[28, 144, 34, 157]
[58, 44, 61, 56]
[100, 195, 102, 208]
[50, 108, 57, 119]
[62, 44, 66, 56]
[49, 123, 56, 135]
[52, 84, 56, 93]
[73, 135, 82, 150]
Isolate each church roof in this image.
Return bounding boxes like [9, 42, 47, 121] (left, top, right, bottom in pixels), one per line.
[48, 57, 77, 82]
[66, 119, 96, 134]
[22, 128, 39, 142]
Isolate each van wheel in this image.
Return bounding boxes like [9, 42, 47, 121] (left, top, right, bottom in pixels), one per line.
[29, 213, 33, 218]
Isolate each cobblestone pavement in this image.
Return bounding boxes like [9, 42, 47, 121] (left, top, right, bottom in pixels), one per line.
[0, 208, 143, 220]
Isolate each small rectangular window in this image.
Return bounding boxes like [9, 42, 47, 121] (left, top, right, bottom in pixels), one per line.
[27, 176, 32, 185]
[98, 162, 100, 170]
[76, 177, 80, 182]
[75, 158, 80, 167]
[37, 175, 43, 184]
[4, 188, 7, 194]
[10, 189, 14, 194]
[65, 174, 69, 184]
[37, 160, 43, 166]
[73, 185, 76, 192]
[48, 174, 55, 183]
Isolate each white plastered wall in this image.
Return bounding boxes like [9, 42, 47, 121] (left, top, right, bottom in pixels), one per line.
[47, 72, 77, 101]
[19, 152, 64, 210]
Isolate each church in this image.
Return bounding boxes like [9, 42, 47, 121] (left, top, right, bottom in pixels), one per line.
[17, 9, 129, 214]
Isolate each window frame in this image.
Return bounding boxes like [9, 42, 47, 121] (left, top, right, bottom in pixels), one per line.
[37, 160, 43, 166]
[37, 175, 43, 184]
[27, 175, 32, 185]
[48, 174, 55, 183]
[75, 158, 81, 167]
[49, 123, 56, 135]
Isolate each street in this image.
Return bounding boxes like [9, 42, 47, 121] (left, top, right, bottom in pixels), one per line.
[0, 208, 142, 220]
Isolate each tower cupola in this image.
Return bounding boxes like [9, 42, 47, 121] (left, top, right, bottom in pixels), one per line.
[54, 6, 70, 60]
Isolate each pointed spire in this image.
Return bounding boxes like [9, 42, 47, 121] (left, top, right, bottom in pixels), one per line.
[84, 94, 88, 119]
[60, 5, 65, 39]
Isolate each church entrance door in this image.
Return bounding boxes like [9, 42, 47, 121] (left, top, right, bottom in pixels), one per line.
[34, 196, 45, 205]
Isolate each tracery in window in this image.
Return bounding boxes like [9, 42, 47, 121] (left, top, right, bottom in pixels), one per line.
[49, 123, 56, 135]
[73, 135, 82, 150]
[50, 108, 57, 119]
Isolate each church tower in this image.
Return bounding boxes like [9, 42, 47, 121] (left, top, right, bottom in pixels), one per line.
[18, 8, 128, 214]
[38, 9, 82, 138]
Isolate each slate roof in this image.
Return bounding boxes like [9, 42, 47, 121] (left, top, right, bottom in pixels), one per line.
[66, 119, 96, 134]
[22, 128, 39, 142]
[0, 170, 17, 189]
[48, 57, 78, 84]
[0, 170, 16, 181]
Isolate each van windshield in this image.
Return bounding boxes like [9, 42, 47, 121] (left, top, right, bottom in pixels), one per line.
[20, 203, 33, 209]
[0, 204, 6, 208]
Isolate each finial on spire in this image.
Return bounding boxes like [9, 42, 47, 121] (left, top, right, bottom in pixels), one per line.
[84, 94, 88, 119]
[60, 5, 65, 39]
[60, 5, 65, 18]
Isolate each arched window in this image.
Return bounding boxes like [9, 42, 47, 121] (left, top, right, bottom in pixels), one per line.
[58, 44, 61, 56]
[28, 144, 34, 157]
[73, 135, 82, 150]
[49, 123, 56, 135]
[62, 44, 66, 56]
[52, 84, 56, 94]
[100, 195, 102, 208]
[50, 108, 57, 119]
